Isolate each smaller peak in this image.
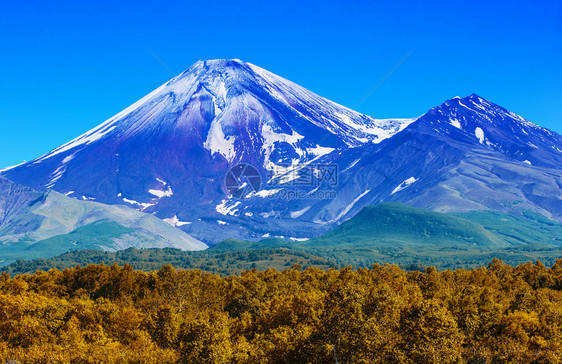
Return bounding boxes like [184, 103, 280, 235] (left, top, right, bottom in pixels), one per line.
[467, 93, 484, 101]
[446, 93, 491, 105]
[464, 94, 495, 106]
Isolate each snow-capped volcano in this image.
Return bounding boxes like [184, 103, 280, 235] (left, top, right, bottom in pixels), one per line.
[2, 59, 414, 242]
[30, 59, 412, 166]
[3, 60, 562, 243]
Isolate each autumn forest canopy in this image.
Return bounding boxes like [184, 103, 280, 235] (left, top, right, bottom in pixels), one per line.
[2, 260, 562, 363]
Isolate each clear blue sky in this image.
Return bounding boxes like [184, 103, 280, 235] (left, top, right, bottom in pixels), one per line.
[1, 0, 560, 168]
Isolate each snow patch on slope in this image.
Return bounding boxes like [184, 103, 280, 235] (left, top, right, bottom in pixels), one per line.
[475, 127, 485, 144]
[329, 189, 371, 223]
[308, 145, 335, 157]
[392, 177, 418, 195]
[450, 118, 462, 129]
[290, 206, 310, 219]
[45, 154, 76, 188]
[149, 186, 173, 198]
[254, 189, 281, 198]
[289, 237, 309, 242]
[163, 215, 192, 227]
[204, 121, 237, 162]
[122, 197, 156, 210]
[216, 200, 241, 216]
[45, 165, 66, 188]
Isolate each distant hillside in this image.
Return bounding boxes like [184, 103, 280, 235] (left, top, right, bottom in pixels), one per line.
[309, 202, 507, 248]
[454, 210, 562, 247]
[212, 203, 562, 269]
[0, 220, 131, 266]
[0, 176, 206, 266]
[2, 247, 337, 276]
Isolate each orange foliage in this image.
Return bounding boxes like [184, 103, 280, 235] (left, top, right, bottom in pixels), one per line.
[1, 259, 562, 363]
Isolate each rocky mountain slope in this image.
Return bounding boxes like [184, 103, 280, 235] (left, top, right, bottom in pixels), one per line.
[0, 176, 206, 265]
